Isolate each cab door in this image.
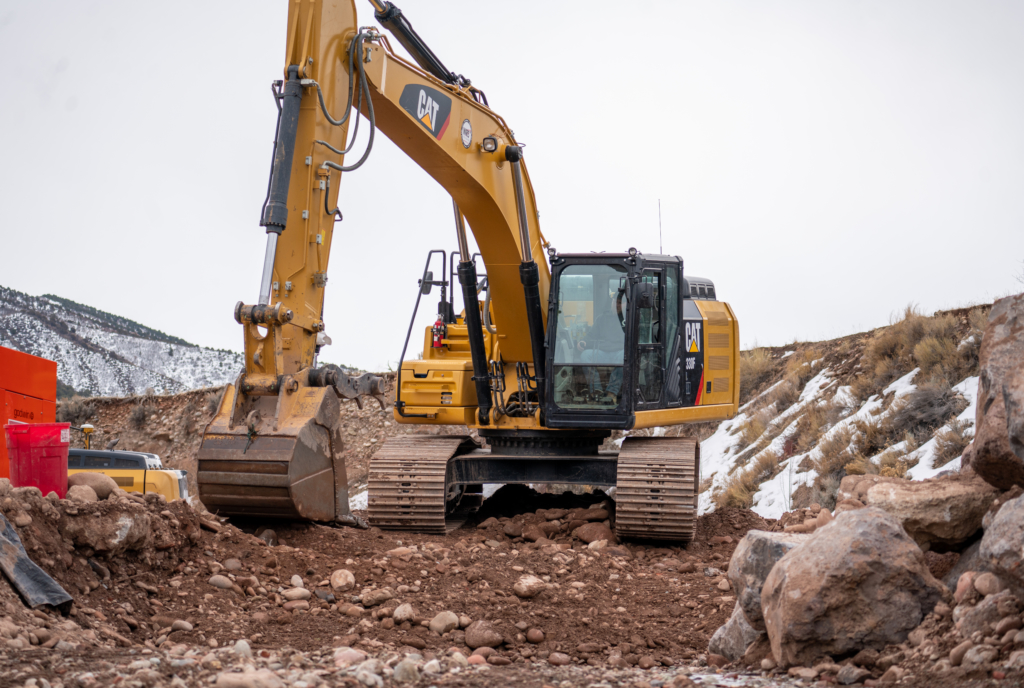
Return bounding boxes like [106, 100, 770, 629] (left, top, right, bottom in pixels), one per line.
[634, 268, 665, 410]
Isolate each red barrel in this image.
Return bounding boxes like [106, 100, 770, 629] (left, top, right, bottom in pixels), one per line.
[3, 422, 70, 498]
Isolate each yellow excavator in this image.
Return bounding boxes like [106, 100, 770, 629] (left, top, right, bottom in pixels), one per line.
[198, 0, 739, 541]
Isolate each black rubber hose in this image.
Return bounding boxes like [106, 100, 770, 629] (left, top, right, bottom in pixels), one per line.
[458, 261, 492, 425]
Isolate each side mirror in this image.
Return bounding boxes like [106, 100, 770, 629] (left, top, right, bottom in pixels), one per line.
[635, 281, 655, 309]
[420, 271, 434, 295]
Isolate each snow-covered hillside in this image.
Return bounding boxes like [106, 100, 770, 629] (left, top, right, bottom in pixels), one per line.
[683, 304, 991, 520]
[0, 285, 241, 396]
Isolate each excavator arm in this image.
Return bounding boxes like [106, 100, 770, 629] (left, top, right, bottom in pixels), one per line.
[197, 0, 553, 523]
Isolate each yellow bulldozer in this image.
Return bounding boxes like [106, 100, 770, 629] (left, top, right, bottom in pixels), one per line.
[198, 0, 739, 541]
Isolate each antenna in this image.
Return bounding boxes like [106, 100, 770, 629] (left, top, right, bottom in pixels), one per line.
[658, 199, 663, 254]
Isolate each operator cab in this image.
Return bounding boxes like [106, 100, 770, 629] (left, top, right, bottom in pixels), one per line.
[544, 250, 708, 430]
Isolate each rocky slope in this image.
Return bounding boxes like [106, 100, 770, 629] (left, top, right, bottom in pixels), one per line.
[0, 284, 242, 396]
[694, 303, 993, 519]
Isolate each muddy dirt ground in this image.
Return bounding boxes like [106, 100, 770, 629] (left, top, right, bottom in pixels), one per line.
[0, 483, 1012, 688]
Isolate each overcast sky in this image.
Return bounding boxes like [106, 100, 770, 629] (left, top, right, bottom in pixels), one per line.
[1, 1, 1021, 371]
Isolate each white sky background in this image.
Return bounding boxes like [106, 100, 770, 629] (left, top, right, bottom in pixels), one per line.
[1, 1, 1022, 371]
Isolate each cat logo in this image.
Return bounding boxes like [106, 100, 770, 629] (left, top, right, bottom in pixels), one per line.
[685, 321, 702, 354]
[399, 84, 453, 140]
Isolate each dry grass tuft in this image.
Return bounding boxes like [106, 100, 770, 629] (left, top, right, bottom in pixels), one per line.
[878, 447, 918, 479]
[740, 349, 779, 404]
[206, 388, 226, 415]
[843, 453, 880, 476]
[793, 401, 839, 453]
[128, 403, 153, 430]
[57, 396, 96, 426]
[813, 426, 854, 481]
[738, 409, 773, 449]
[889, 383, 968, 439]
[765, 381, 800, 414]
[714, 450, 782, 510]
[853, 306, 987, 401]
[933, 419, 973, 468]
[784, 347, 821, 389]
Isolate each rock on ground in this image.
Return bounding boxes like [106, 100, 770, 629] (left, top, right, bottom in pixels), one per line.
[464, 619, 503, 649]
[513, 574, 547, 598]
[863, 474, 996, 550]
[66, 484, 98, 503]
[980, 493, 1024, 597]
[727, 530, 808, 631]
[709, 603, 763, 661]
[761, 507, 945, 668]
[964, 293, 1024, 489]
[68, 471, 119, 499]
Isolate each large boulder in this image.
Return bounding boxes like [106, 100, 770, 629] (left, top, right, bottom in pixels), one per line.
[980, 493, 1024, 597]
[727, 530, 809, 630]
[709, 604, 763, 661]
[863, 474, 996, 550]
[761, 508, 944, 668]
[68, 471, 119, 500]
[964, 293, 1024, 489]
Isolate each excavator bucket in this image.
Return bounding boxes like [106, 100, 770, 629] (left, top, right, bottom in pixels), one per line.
[196, 384, 351, 522]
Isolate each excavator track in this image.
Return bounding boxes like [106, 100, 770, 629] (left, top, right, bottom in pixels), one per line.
[367, 435, 477, 534]
[614, 436, 699, 542]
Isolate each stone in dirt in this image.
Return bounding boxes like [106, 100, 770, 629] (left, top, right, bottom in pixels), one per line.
[209, 575, 234, 590]
[568, 508, 609, 522]
[863, 474, 996, 549]
[68, 471, 118, 500]
[980, 494, 1024, 597]
[574, 522, 616, 544]
[215, 669, 284, 688]
[709, 603, 762, 661]
[526, 628, 544, 643]
[392, 659, 419, 683]
[761, 507, 944, 668]
[282, 588, 311, 601]
[727, 530, 808, 630]
[836, 665, 871, 685]
[428, 611, 458, 634]
[331, 569, 355, 592]
[66, 484, 98, 503]
[464, 619, 503, 648]
[548, 652, 570, 666]
[972, 571, 1002, 597]
[503, 520, 523, 538]
[333, 647, 367, 667]
[958, 589, 1019, 638]
[513, 574, 547, 598]
[392, 603, 416, 623]
[361, 588, 394, 606]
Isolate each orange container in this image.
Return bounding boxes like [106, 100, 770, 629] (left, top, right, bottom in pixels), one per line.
[3, 422, 70, 498]
[0, 345, 58, 479]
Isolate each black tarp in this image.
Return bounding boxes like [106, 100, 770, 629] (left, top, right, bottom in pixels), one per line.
[0, 512, 73, 613]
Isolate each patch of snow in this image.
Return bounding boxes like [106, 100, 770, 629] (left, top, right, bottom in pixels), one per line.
[780, 351, 795, 358]
[833, 385, 857, 409]
[349, 488, 368, 511]
[884, 368, 919, 399]
[906, 376, 978, 480]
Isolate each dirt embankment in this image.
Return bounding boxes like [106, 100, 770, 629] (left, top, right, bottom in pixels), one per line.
[59, 374, 477, 497]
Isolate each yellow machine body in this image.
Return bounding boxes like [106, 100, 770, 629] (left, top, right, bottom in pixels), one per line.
[68, 468, 187, 502]
[197, 0, 740, 537]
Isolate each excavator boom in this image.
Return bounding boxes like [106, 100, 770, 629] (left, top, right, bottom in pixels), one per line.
[197, 0, 740, 541]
